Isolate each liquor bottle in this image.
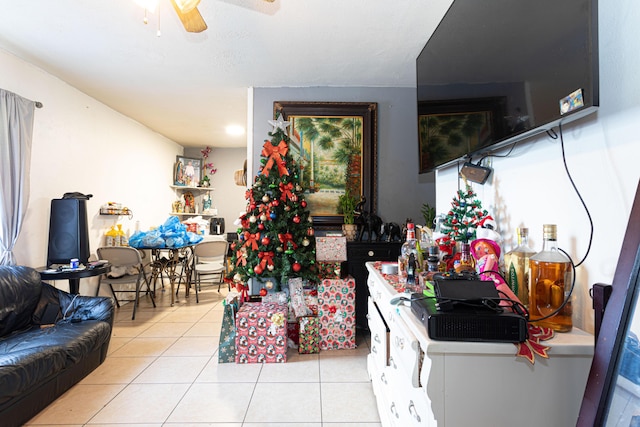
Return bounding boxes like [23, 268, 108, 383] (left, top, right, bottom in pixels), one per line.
[528, 224, 573, 332]
[454, 242, 475, 273]
[401, 223, 419, 287]
[504, 227, 535, 307]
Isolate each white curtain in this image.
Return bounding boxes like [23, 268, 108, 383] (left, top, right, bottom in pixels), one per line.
[0, 89, 35, 265]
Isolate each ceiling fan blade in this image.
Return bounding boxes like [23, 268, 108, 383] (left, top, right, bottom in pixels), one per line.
[170, 0, 207, 33]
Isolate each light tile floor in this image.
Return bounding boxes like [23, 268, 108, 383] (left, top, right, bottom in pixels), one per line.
[25, 283, 381, 427]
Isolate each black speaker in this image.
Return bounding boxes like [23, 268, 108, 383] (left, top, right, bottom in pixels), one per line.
[47, 198, 90, 266]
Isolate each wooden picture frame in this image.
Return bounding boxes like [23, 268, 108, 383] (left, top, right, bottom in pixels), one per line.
[174, 156, 202, 187]
[418, 97, 506, 173]
[578, 181, 640, 426]
[273, 101, 378, 227]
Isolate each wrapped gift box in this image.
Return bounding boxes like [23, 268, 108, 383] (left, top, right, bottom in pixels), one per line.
[298, 316, 320, 354]
[235, 302, 288, 363]
[317, 277, 357, 350]
[315, 236, 348, 262]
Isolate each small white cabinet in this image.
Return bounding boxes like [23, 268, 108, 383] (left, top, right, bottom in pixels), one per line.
[365, 262, 594, 427]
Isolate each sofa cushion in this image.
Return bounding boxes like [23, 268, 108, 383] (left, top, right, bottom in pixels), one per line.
[0, 346, 67, 405]
[0, 266, 42, 338]
[0, 321, 111, 366]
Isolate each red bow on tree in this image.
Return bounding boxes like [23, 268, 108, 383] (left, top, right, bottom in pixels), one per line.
[243, 231, 260, 250]
[278, 232, 298, 250]
[261, 140, 289, 177]
[235, 249, 247, 266]
[279, 182, 295, 202]
[258, 251, 275, 270]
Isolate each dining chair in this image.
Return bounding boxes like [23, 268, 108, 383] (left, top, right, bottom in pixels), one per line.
[96, 246, 156, 320]
[191, 240, 229, 302]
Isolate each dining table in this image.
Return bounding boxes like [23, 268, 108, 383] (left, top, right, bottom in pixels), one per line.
[139, 244, 196, 306]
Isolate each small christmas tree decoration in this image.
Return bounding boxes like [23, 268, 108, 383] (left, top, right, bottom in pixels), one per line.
[440, 182, 489, 243]
[227, 114, 317, 287]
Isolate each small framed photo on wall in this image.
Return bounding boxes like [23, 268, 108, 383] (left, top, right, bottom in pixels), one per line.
[174, 156, 202, 187]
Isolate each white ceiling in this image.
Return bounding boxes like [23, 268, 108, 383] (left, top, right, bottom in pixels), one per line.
[0, 0, 452, 148]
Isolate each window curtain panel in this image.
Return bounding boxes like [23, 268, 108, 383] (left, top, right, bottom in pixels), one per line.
[0, 89, 35, 265]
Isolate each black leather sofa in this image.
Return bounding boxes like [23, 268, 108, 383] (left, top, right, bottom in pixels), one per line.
[0, 265, 114, 427]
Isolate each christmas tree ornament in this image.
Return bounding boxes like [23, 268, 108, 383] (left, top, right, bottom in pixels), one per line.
[260, 214, 267, 222]
[301, 200, 307, 208]
[262, 195, 270, 202]
[265, 280, 274, 289]
[293, 215, 301, 224]
[258, 223, 265, 230]
[292, 262, 302, 272]
[302, 238, 310, 246]
[259, 288, 268, 297]
[270, 212, 277, 219]
[261, 236, 271, 245]
[249, 215, 257, 223]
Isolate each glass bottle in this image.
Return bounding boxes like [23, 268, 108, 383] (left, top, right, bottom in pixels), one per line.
[401, 223, 419, 288]
[455, 242, 475, 273]
[528, 224, 573, 332]
[504, 227, 535, 307]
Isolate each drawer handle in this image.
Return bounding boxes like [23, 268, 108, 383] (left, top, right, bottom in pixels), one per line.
[366, 314, 371, 320]
[408, 400, 422, 422]
[368, 250, 375, 256]
[395, 336, 405, 350]
[381, 372, 387, 384]
[390, 402, 399, 418]
[372, 345, 377, 354]
[389, 356, 397, 369]
[374, 333, 381, 343]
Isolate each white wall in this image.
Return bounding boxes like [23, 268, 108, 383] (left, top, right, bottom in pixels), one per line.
[435, 0, 640, 333]
[0, 48, 183, 293]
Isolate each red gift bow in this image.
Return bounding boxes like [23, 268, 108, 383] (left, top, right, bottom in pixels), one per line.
[258, 251, 275, 270]
[261, 140, 289, 177]
[279, 182, 295, 202]
[278, 232, 298, 250]
[328, 305, 337, 314]
[243, 231, 260, 251]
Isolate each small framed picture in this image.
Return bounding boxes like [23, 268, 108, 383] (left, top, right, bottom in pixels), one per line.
[174, 156, 202, 187]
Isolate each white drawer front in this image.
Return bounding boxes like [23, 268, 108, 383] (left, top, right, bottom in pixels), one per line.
[389, 312, 421, 388]
[367, 297, 389, 368]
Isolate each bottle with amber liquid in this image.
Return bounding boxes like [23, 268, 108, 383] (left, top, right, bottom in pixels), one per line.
[504, 227, 535, 307]
[528, 224, 573, 332]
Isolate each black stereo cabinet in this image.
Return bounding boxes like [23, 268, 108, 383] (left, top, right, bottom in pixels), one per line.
[345, 241, 402, 329]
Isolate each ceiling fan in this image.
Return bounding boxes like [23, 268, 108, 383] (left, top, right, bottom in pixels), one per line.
[137, 0, 276, 34]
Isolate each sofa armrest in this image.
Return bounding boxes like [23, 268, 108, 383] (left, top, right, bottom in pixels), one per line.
[34, 283, 115, 327]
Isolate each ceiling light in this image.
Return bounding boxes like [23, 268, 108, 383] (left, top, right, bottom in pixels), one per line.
[226, 125, 245, 136]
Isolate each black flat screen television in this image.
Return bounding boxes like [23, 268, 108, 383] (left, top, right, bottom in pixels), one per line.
[416, 0, 599, 173]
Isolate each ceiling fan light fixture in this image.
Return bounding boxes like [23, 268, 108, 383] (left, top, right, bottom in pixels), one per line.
[174, 0, 200, 13]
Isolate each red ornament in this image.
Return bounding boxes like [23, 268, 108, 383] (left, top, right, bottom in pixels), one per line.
[307, 228, 314, 236]
[258, 223, 265, 230]
[261, 236, 270, 245]
[292, 262, 302, 272]
[272, 200, 280, 207]
[293, 215, 301, 224]
[301, 200, 307, 208]
[259, 288, 268, 297]
[254, 265, 264, 274]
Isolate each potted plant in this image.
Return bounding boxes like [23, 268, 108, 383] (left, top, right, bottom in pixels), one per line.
[338, 191, 359, 241]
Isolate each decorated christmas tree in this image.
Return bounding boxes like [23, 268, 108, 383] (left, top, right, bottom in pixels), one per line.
[440, 182, 489, 243]
[227, 115, 317, 289]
